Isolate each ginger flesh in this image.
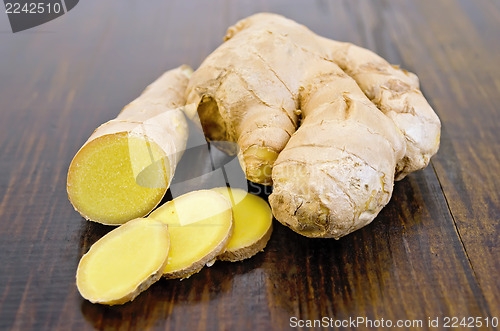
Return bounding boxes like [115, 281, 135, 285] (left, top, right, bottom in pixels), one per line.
[67, 65, 192, 225]
[186, 13, 441, 239]
[67, 133, 168, 225]
[148, 190, 233, 279]
[212, 187, 273, 262]
[76, 218, 170, 305]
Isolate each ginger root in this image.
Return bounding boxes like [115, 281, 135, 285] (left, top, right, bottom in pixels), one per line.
[186, 14, 441, 238]
[67, 65, 192, 225]
[76, 218, 170, 305]
[212, 187, 273, 262]
[148, 190, 233, 279]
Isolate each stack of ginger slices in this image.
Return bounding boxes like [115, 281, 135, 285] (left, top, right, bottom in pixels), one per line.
[76, 188, 273, 305]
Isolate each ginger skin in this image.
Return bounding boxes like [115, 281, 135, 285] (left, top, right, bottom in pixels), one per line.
[186, 14, 440, 238]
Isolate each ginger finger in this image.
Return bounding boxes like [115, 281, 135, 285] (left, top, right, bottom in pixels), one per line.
[67, 65, 192, 225]
[325, 40, 441, 179]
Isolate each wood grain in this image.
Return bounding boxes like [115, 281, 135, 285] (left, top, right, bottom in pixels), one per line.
[0, 0, 498, 330]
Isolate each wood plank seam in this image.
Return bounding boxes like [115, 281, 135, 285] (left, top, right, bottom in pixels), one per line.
[430, 160, 493, 317]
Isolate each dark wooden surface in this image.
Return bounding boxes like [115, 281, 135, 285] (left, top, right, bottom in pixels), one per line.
[1, 1, 499, 330]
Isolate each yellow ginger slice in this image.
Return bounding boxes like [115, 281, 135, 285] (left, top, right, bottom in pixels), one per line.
[67, 65, 191, 225]
[148, 190, 233, 279]
[76, 218, 170, 305]
[212, 187, 273, 262]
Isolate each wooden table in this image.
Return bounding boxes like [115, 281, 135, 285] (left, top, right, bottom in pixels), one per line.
[1, 1, 498, 330]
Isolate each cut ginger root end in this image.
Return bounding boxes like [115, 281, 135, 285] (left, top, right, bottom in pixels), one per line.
[67, 65, 192, 225]
[67, 133, 169, 225]
[76, 218, 170, 305]
[148, 190, 233, 279]
[212, 187, 273, 262]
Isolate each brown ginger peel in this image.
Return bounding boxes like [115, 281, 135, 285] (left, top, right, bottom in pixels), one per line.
[186, 13, 440, 238]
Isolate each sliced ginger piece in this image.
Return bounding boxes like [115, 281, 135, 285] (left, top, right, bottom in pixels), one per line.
[76, 218, 169, 305]
[148, 190, 233, 279]
[212, 187, 273, 262]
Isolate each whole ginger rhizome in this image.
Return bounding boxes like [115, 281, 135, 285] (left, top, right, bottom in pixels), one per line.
[70, 13, 440, 305]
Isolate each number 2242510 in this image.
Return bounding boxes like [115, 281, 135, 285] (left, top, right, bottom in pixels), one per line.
[5, 2, 62, 14]
[442, 316, 498, 328]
